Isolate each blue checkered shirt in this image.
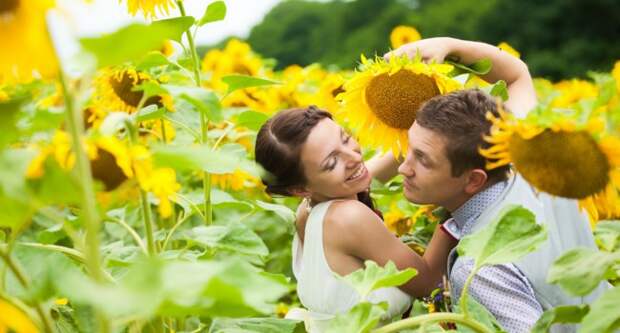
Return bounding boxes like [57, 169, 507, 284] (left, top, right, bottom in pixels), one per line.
[445, 180, 543, 333]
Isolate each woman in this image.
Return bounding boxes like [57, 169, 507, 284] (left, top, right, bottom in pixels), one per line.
[255, 107, 457, 328]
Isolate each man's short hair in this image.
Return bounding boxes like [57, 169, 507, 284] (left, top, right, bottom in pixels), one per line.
[416, 89, 510, 183]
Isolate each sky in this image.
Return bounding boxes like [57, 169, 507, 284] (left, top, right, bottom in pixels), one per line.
[57, 0, 282, 45]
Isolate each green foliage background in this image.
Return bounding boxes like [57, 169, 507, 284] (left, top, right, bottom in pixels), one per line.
[237, 0, 620, 80]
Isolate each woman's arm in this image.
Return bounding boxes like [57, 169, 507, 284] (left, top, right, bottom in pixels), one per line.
[328, 200, 457, 297]
[386, 37, 537, 118]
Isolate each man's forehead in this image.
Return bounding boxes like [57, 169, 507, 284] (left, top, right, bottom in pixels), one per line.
[408, 123, 447, 154]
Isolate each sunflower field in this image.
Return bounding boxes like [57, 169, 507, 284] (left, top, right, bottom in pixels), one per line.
[1, 0, 619, 332]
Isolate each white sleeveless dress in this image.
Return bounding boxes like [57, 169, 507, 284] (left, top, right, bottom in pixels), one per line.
[285, 200, 412, 332]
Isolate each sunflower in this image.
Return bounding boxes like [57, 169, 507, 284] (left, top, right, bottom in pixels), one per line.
[480, 109, 620, 203]
[92, 67, 170, 114]
[497, 42, 520, 59]
[551, 79, 598, 108]
[613, 60, 620, 93]
[26, 132, 180, 217]
[0, 0, 58, 84]
[314, 72, 346, 114]
[383, 203, 412, 236]
[211, 169, 262, 192]
[0, 299, 38, 333]
[122, 0, 176, 19]
[389, 25, 421, 49]
[202, 39, 265, 92]
[338, 55, 462, 156]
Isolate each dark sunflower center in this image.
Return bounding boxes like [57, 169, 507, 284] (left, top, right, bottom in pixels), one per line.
[90, 149, 127, 191]
[365, 70, 440, 129]
[0, 0, 19, 14]
[509, 130, 610, 199]
[109, 71, 162, 109]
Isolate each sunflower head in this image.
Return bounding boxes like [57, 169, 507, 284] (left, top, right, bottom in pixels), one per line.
[481, 109, 620, 199]
[93, 67, 166, 114]
[390, 25, 421, 49]
[338, 55, 462, 156]
[123, 0, 176, 19]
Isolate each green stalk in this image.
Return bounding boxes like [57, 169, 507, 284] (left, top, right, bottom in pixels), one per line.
[371, 312, 493, 333]
[177, 0, 212, 225]
[459, 268, 477, 319]
[59, 71, 105, 282]
[0, 250, 54, 333]
[125, 119, 157, 256]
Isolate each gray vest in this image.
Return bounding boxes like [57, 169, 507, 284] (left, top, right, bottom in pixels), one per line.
[447, 175, 609, 310]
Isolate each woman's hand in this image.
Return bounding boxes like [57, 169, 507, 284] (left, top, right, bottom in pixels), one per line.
[384, 37, 456, 63]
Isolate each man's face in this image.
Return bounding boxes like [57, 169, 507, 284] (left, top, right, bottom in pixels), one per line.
[398, 122, 469, 211]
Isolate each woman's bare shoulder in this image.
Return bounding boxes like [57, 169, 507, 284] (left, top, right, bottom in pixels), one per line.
[324, 199, 382, 233]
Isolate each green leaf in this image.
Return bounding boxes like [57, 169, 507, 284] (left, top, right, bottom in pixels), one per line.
[60, 258, 289, 319]
[580, 286, 620, 333]
[135, 106, 166, 123]
[446, 58, 492, 76]
[236, 110, 270, 131]
[457, 205, 547, 270]
[531, 305, 589, 333]
[452, 296, 504, 333]
[222, 75, 280, 95]
[254, 200, 295, 224]
[161, 84, 222, 122]
[209, 318, 304, 333]
[594, 221, 620, 252]
[137, 51, 173, 70]
[199, 1, 227, 26]
[326, 302, 386, 333]
[185, 224, 269, 257]
[80, 17, 194, 68]
[547, 247, 618, 296]
[5, 244, 83, 302]
[486, 80, 509, 101]
[338, 261, 416, 299]
[0, 98, 23, 147]
[152, 144, 241, 174]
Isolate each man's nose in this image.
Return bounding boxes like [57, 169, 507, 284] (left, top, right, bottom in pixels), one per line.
[398, 158, 414, 177]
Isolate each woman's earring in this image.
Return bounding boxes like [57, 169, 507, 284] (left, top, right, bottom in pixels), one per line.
[303, 197, 312, 214]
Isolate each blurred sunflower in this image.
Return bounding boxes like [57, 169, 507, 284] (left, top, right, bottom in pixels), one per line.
[389, 25, 421, 49]
[315, 72, 345, 114]
[383, 203, 412, 236]
[613, 60, 620, 93]
[0, 299, 38, 333]
[338, 55, 462, 156]
[0, 0, 58, 84]
[480, 109, 620, 202]
[497, 42, 520, 59]
[123, 0, 176, 19]
[202, 39, 265, 92]
[551, 79, 598, 108]
[580, 187, 620, 224]
[92, 67, 172, 114]
[26, 133, 179, 217]
[211, 169, 262, 192]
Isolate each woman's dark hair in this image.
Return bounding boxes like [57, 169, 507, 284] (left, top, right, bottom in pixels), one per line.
[255, 105, 377, 215]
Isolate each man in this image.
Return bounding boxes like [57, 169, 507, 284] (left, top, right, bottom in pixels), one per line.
[391, 38, 608, 332]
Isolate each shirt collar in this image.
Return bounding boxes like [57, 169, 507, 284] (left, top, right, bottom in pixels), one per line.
[452, 180, 508, 234]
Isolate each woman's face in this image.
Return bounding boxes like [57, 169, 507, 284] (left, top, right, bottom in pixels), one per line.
[299, 118, 371, 201]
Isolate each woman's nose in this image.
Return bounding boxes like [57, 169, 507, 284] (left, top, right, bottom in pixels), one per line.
[343, 148, 362, 167]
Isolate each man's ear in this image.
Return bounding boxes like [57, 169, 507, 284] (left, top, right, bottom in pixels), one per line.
[288, 186, 311, 198]
[464, 169, 488, 195]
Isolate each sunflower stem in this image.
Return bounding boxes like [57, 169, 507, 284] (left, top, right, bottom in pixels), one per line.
[371, 312, 493, 333]
[177, 0, 212, 225]
[125, 120, 157, 256]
